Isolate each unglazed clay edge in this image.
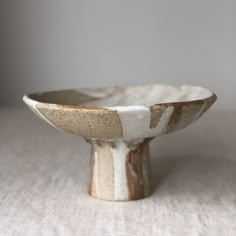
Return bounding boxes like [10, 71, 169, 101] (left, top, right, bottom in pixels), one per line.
[23, 95, 60, 131]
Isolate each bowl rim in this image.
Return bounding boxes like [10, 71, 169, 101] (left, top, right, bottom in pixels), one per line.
[23, 84, 217, 111]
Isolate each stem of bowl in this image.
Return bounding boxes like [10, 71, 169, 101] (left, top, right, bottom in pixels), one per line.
[86, 138, 153, 201]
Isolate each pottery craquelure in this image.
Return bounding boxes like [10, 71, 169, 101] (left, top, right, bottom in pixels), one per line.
[23, 84, 217, 201]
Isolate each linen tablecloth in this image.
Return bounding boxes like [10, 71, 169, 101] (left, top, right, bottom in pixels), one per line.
[0, 108, 235, 235]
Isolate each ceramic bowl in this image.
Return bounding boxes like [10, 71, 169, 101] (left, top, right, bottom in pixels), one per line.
[23, 84, 217, 201]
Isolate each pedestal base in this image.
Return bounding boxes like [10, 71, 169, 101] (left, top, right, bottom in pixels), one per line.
[86, 138, 152, 201]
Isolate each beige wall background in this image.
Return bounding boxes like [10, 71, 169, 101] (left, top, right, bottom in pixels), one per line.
[1, 0, 235, 109]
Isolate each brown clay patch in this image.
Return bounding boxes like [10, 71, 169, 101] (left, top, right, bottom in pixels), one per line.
[202, 94, 217, 114]
[165, 103, 182, 133]
[125, 138, 152, 200]
[149, 104, 168, 129]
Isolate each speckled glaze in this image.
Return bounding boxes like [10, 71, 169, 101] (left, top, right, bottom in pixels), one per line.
[23, 84, 217, 201]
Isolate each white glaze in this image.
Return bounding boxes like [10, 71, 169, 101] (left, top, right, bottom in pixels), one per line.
[109, 106, 174, 139]
[111, 141, 129, 200]
[92, 151, 100, 196]
[81, 84, 213, 107]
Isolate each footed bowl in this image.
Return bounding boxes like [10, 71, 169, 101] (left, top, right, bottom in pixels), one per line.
[23, 84, 216, 201]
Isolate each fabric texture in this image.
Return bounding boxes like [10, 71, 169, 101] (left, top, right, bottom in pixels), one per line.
[0, 109, 235, 236]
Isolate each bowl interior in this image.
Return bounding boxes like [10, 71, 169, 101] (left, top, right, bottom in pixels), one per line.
[28, 84, 213, 107]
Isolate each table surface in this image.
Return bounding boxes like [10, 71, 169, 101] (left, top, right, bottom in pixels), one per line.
[0, 108, 236, 236]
